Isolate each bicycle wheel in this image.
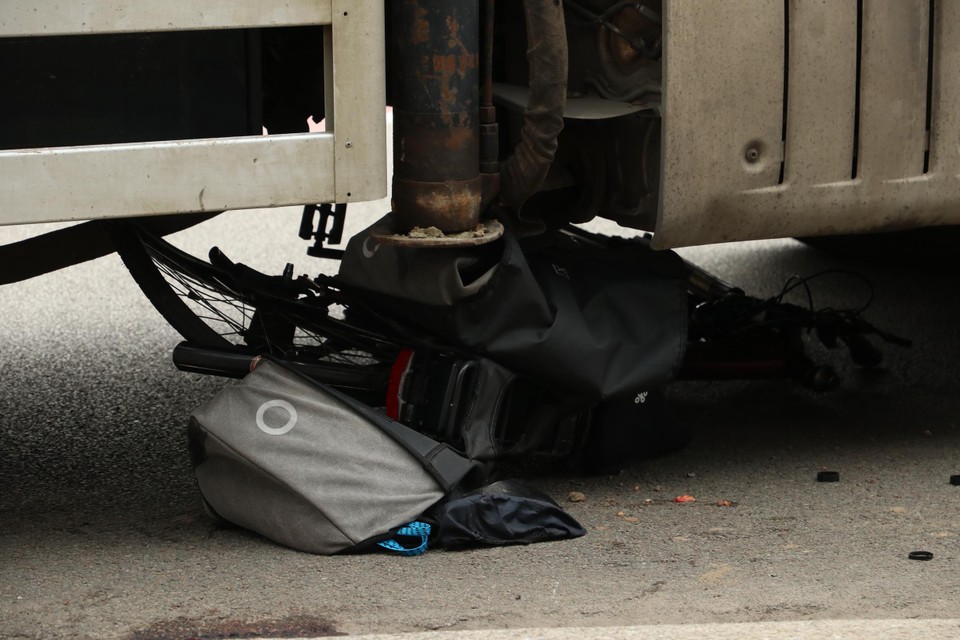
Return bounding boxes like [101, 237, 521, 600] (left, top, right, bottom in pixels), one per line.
[111, 220, 399, 390]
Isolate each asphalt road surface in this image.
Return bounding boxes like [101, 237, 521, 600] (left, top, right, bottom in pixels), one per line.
[3, 204, 960, 638]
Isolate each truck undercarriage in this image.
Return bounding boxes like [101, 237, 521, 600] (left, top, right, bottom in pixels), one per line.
[2, 1, 957, 255]
[0, 1, 935, 414]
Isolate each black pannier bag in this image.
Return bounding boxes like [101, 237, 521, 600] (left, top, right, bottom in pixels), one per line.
[384, 349, 587, 461]
[338, 220, 688, 402]
[337, 220, 689, 461]
[188, 358, 486, 555]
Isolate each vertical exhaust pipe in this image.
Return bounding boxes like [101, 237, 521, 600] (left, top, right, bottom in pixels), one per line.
[391, 0, 482, 233]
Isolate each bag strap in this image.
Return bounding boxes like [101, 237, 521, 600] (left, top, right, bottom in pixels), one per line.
[322, 381, 478, 493]
[259, 356, 480, 493]
[377, 521, 432, 556]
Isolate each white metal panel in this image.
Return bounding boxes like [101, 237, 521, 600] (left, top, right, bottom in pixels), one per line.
[658, 0, 785, 245]
[0, 134, 336, 225]
[688, 174, 960, 244]
[856, 0, 929, 181]
[654, 0, 960, 249]
[0, 0, 333, 37]
[330, 0, 387, 202]
[782, 0, 857, 185]
[0, 0, 388, 227]
[929, 0, 960, 175]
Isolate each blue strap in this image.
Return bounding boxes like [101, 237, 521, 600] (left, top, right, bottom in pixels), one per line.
[377, 521, 432, 556]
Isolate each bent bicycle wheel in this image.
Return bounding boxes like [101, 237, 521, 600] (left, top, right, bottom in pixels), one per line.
[110, 220, 398, 394]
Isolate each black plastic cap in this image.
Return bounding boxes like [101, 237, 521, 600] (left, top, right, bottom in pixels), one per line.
[817, 471, 840, 482]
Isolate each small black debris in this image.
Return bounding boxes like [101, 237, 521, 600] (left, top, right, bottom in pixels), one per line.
[950, 475, 960, 486]
[908, 551, 933, 561]
[816, 471, 840, 483]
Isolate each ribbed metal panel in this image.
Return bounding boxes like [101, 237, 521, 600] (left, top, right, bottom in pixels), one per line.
[655, 0, 960, 248]
[856, 0, 930, 181]
[929, 0, 960, 175]
[659, 0, 784, 244]
[782, 0, 858, 186]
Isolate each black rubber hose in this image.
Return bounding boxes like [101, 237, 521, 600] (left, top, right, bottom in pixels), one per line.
[499, 0, 568, 209]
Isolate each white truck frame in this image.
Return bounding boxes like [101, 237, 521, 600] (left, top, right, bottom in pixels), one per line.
[0, 0, 387, 226]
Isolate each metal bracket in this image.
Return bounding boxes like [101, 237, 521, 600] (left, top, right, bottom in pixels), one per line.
[299, 203, 347, 259]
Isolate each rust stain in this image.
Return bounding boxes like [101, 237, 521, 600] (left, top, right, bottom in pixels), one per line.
[433, 54, 457, 75]
[460, 52, 477, 76]
[411, 5, 430, 43]
[429, 53, 477, 78]
[394, 177, 482, 232]
[431, 54, 458, 126]
[414, 184, 477, 215]
[397, 121, 477, 169]
[442, 15, 476, 76]
[425, 51, 476, 127]
[443, 125, 473, 151]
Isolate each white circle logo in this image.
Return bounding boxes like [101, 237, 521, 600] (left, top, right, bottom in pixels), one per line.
[256, 399, 298, 436]
[362, 236, 380, 258]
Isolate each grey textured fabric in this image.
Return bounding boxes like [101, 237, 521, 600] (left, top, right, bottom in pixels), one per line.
[189, 360, 477, 554]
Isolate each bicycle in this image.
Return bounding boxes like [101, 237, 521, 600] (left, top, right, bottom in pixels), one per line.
[110, 218, 405, 403]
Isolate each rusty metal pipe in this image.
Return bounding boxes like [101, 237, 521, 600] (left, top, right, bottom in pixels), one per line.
[391, 0, 482, 233]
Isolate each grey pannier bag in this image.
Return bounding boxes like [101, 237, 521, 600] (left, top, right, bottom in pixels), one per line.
[187, 358, 484, 555]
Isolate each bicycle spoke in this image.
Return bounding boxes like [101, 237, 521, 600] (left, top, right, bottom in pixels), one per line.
[129, 228, 400, 369]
